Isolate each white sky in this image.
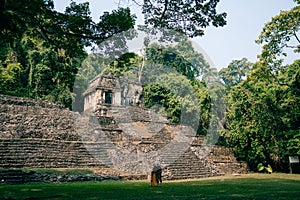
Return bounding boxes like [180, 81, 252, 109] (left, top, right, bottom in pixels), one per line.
[54, 0, 298, 70]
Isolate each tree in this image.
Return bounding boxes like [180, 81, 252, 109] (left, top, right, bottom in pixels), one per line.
[223, 0, 300, 172]
[279, 60, 300, 157]
[0, 1, 136, 52]
[143, 82, 182, 123]
[192, 78, 211, 136]
[140, 40, 213, 134]
[145, 40, 210, 80]
[1, 0, 227, 108]
[219, 58, 252, 91]
[225, 60, 300, 172]
[0, 0, 136, 108]
[256, 1, 300, 70]
[141, 0, 227, 37]
[225, 64, 283, 171]
[104, 52, 142, 77]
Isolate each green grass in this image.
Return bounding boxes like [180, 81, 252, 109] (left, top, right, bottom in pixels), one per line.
[1, 173, 300, 200]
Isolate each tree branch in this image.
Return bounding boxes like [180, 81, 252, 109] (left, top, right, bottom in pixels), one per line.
[159, 0, 168, 23]
[293, 30, 300, 44]
[284, 44, 299, 49]
[131, 0, 143, 6]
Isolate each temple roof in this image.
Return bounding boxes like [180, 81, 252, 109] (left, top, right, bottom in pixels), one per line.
[83, 73, 142, 96]
[83, 73, 121, 96]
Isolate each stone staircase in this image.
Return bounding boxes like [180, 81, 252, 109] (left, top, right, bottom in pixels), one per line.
[74, 114, 119, 167]
[163, 148, 222, 180]
[0, 138, 104, 168]
[151, 126, 223, 180]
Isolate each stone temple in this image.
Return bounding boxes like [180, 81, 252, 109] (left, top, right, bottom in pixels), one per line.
[83, 73, 143, 115]
[0, 73, 248, 180]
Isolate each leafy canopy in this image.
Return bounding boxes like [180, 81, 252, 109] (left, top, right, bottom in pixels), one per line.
[223, 0, 300, 171]
[0, 0, 136, 108]
[256, 3, 300, 69]
[142, 0, 227, 37]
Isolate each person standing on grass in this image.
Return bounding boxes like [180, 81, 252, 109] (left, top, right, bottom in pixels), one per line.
[151, 165, 162, 186]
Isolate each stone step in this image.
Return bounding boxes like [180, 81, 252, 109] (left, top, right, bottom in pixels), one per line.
[166, 167, 212, 173]
[165, 170, 214, 176]
[160, 147, 223, 179]
[0, 94, 63, 108]
[166, 174, 221, 180]
[0, 138, 114, 168]
[0, 109, 74, 122]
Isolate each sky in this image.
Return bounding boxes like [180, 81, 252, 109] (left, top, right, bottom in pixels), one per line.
[54, 0, 298, 69]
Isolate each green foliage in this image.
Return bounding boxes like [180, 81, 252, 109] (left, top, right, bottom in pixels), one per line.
[192, 79, 211, 136]
[219, 58, 252, 91]
[1, 0, 227, 109]
[145, 41, 210, 80]
[95, 8, 136, 44]
[141, 41, 212, 134]
[0, 62, 22, 94]
[225, 61, 300, 171]
[104, 52, 142, 77]
[222, 2, 300, 172]
[257, 163, 273, 174]
[142, 0, 227, 37]
[143, 83, 181, 124]
[0, 1, 136, 108]
[280, 60, 300, 156]
[256, 4, 300, 69]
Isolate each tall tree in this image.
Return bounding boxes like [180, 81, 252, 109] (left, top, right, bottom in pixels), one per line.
[219, 58, 252, 91]
[225, 60, 300, 172]
[140, 41, 212, 134]
[256, 1, 300, 70]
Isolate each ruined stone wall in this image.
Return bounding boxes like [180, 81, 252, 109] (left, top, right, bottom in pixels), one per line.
[207, 146, 248, 174]
[0, 94, 79, 140]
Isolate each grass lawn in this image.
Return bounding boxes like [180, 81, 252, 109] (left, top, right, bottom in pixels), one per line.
[1, 173, 300, 200]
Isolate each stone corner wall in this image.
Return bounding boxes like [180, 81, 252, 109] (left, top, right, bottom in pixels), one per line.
[207, 146, 248, 174]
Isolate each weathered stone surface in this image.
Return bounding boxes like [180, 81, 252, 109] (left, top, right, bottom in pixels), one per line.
[0, 94, 107, 168]
[0, 94, 248, 181]
[206, 146, 248, 174]
[0, 96, 79, 141]
[0, 169, 124, 184]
